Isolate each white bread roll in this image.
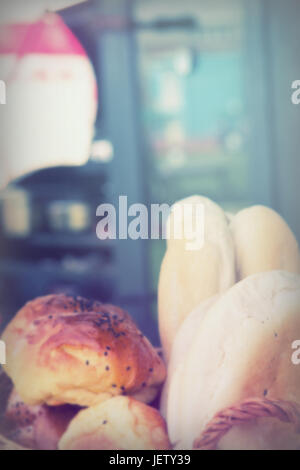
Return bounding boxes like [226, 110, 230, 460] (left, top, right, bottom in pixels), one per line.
[230, 205, 300, 280]
[164, 271, 300, 450]
[59, 396, 171, 450]
[160, 295, 220, 418]
[158, 196, 235, 361]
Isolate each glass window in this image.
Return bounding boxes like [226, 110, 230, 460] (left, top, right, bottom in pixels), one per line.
[135, 0, 250, 288]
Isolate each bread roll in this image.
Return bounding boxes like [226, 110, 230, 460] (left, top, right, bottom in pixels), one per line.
[158, 196, 235, 361]
[160, 295, 220, 418]
[2, 295, 166, 407]
[59, 396, 171, 450]
[230, 205, 300, 280]
[164, 271, 300, 449]
[5, 388, 78, 450]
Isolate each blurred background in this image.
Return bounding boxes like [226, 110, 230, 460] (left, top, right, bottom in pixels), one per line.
[0, 0, 299, 344]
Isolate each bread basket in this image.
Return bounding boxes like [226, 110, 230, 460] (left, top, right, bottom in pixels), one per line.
[193, 397, 300, 450]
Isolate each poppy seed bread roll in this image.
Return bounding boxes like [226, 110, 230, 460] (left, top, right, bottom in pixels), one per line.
[158, 196, 235, 361]
[230, 205, 300, 280]
[2, 295, 166, 407]
[5, 388, 78, 450]
[59, 396, 171, 450]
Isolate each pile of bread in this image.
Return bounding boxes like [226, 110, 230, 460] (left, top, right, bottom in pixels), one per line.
[0, 296, 170, 450]
[1, 195, 300, 450]
[159, 196, 300, 450]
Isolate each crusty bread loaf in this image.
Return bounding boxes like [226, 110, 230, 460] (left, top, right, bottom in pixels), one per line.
[164, 271, 300, 450]
[158, 196, 235, 361]
[59, 396, 171, 450]
[230, 205, 300, 280]
[2, 295, 166, 407]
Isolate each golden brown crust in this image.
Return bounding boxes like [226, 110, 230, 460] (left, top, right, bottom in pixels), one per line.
[2, 295, 166, 407]
[59, 396, 171, 450]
